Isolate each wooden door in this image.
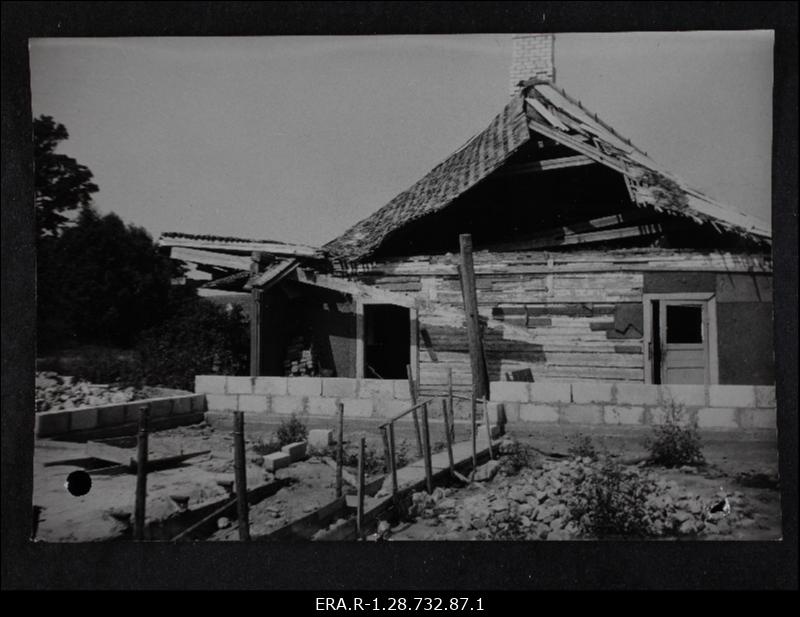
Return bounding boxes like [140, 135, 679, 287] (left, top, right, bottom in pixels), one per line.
[659, 301, 708, 384]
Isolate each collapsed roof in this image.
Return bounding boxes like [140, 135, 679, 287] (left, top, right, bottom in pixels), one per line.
[323, 79, 772, 263]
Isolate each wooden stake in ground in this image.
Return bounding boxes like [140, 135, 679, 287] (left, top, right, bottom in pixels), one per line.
[483, 398, 494, 460]
[233, 411, 250, 541]
[336, 402, 344, 498]
[133, 405, 149, 541]
[442, 398, 455, 476]
[470, 395, 478, 473]
[356, 437, 366, 539]
[459, 234, 489, 400]
[447, 367, 455, 442]
[387, 423, 398, 500]
[421, 402, 433, 494]
[249, 251, 264, 377]
[406, 364, 424, 459]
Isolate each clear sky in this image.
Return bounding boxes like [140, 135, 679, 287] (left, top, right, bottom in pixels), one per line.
[29, 31, 774, 247]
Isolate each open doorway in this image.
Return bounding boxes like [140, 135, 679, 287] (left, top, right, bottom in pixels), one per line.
[644, 293, 718, 385]
[363, 304, 410, 379]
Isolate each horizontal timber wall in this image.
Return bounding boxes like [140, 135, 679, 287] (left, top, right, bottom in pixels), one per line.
[344, 249, 772, 391]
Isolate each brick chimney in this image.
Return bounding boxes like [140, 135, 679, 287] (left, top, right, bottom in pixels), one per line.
[509, 33, 555, 97]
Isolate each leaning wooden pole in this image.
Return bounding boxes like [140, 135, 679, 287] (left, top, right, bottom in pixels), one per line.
[483, 398, 494, 460]
[421, 403, 433, 494]
[442, 398, 455, 476]
[447, 367, 455, 442]
[356, 437, 366, 539]
[470, 395, 478, 473]
[233, 411, 251, 541]
[336, 402, 345, 498]
[406, 364, 424, 459]
[133, 405, 150, 541]
[387, 423, 399, 501]
[458, 234, 489, 401]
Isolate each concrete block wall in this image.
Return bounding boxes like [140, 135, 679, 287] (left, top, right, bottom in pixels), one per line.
[196, 375, 413, 419]
[35, 393, 206, 438]
[490, 381, 777, 431]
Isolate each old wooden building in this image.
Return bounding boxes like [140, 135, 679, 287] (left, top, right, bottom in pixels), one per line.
[160, 34, 773, 399]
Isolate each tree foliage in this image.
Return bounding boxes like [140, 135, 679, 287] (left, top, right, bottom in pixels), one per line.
[37, 209, 175, 350]
[34, 115, 99, 238]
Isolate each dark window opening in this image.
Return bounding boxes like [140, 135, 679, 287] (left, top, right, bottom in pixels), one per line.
[364, 304, 410, 379]
[666, 305, 703, 344]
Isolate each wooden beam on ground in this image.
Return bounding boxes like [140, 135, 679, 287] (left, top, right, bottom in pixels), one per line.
[459, 234, 489, 400]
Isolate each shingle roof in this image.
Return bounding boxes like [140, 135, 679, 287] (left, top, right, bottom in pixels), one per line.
[324, 80, 771, 263]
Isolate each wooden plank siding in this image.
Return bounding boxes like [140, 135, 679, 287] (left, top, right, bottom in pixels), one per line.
[342, 249, 771, 393]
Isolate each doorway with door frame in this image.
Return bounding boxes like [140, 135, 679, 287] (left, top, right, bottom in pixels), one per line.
[642, 291, 719, 385]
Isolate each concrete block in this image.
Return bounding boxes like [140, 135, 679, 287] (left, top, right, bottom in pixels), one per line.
[308, 429, 333, 449]
[287, 377, 322, 397]
[502, 401, 520, 422]
[393, 380, 413, 399]
[306, 397, 337, 417]
[571, 382, 614, 404]
[709, 385, 755, 408]
[148, 397, 174, 418]
[560, 404, 603, 425]
[281, 441, 308, 462]
[603, 405, 644, 425]
[659, 385, 707, 407]
[519, 404, 559, 423]
[530, 382, 571, 403]
[253, 377, 288, 396]
[615, 383, 659, 406]
[647, 405, 697, 426]
[96, 403, 126, 427]
[490, 381, 530, 402]
[739, 408, 777, 430]
[205, 394, 239, 412]
[486, 401, 507, 425]
[35, 411, 70, 437]
[374, 399, 413, 419]
[226, 376, 254, 394]
[171, 396, 193, 415]
[358, 379, 394, 399]
[322, 378, 358, 398]
[339, 398, 374, 418]
[194, 375, 226, 394]
[271, 396, 307, 415]
[697, 407, 739, 429]
[755, 386, 776, 408]
[71, 407, 98, 431]
[263, 451, 291, 471]
[237, 394, 269, 413]
[190, 394, 207, 412]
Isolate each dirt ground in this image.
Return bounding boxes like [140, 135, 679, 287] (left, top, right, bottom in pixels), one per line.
[32, 419, 782, 543]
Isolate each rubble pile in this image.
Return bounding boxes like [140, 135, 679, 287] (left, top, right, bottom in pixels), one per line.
[35, 371, 151, 412]
[404, 440, 753, 540]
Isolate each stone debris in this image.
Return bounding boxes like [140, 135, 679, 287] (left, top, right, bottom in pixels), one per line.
[402, 438, 750, 540]
[35, 371, 159, 412]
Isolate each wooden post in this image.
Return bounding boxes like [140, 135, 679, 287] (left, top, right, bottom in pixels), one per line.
[483, 398, 494, 460]
[356, 437, 366, 539]
[458, 234, 489, 400]
[387, 422, 398, 500]
[470, 395, 478, 472]
[447, 367, 455, 442]
[133, 405, 149, 541]
[380, 426, 391, 475]
[421, 403, 433, 494]
[250, 290, 263, 377]
[233, 412, 251, 541]
[336, 402, 344, 498]
[442, 398, 455, 476]
[406, 364, 424, 459]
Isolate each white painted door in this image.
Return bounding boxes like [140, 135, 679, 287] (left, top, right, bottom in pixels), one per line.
[659, 301, 708, 385]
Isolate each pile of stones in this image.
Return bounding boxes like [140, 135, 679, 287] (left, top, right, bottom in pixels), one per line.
[35, 371, 148, 412]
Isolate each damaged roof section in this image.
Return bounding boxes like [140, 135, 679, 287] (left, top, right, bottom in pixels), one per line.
[324, 80, 771, 263]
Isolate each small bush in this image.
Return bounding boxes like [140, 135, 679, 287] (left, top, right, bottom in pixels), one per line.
[646, 402, 705, 467]
[568, 433, 598, 460]
[252, 436, 282, 457]
[568, 458, 657, 538]
[276, 414, 308, 447]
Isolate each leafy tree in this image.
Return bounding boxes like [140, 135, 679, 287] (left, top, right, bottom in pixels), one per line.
[37, 209, 175, 350]
[34, 115, 99, 238]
